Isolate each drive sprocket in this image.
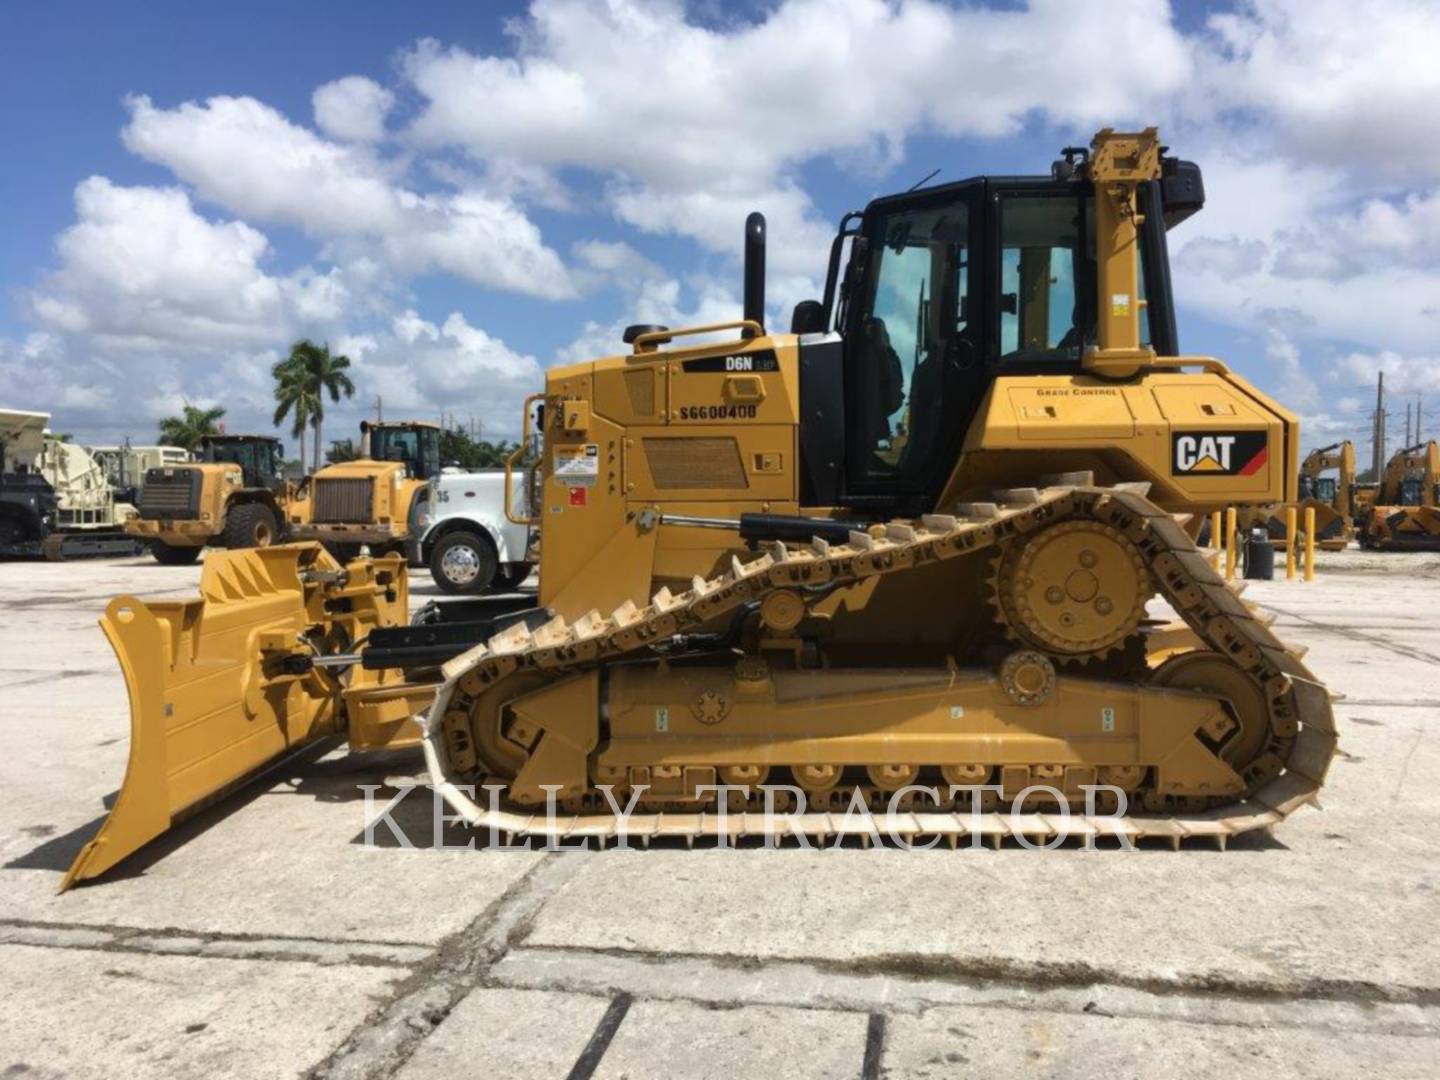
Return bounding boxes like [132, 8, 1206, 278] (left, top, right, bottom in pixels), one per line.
[991, 519, 1151, 662]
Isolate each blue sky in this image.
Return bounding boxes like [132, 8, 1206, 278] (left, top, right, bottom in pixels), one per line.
[2, 0, 1437, 455]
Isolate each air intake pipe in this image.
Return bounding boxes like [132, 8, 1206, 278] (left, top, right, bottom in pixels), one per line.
[359, 420, 372, 459]
[742, 211, 766, 338]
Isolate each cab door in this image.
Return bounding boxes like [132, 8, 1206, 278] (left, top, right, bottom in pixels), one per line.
[840, 182, 984, 512]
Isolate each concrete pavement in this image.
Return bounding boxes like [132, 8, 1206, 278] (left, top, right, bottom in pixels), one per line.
[0, 549, 1437, 1077]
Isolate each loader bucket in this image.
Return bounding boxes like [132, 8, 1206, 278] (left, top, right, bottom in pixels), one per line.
[61, 544, 408, 890]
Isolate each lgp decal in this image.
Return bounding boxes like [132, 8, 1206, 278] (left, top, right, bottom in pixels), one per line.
[1171, 431, 1268, 477]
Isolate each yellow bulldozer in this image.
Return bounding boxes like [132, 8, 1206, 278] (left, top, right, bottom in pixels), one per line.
[1240, 440, 1357, 551]
[1295, 440, 1357, 549]
[1358, 440, 1440, 549]
[125, 434, 303, 565]
[64, 129, 1336, 888]
[287, 419, 439, 563]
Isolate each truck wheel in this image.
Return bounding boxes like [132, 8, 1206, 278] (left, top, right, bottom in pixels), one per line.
[324, 542, 364, 564]
[223, 503, 279, 549]
[493, 564, 532, 591]
[430, 530, 497, 595]
[150, 541, 202, 565]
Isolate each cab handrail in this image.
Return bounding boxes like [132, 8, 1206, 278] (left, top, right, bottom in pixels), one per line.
[632, 320, 765, 353]
[504, 393, 544, 526]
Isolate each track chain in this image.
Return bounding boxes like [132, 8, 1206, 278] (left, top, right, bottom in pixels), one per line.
[421, 484, 1338, 848]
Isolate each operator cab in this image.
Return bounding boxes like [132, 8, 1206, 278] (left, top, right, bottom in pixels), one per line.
[793, 147, 1204, 515]
[199, 435, 284, 492]
[362, 421, 441, 481]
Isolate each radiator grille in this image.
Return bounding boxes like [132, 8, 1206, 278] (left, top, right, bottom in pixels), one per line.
[643, 437, 747, 490]
[139, 469, 200, 519]
[624, 369, 656, 416]
[313, 477, 374, 523]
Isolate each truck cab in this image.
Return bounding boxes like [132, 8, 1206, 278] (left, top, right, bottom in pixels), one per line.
[415, 468, 533, 593]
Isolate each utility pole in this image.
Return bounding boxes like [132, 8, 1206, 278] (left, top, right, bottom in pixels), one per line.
[1373, 372, 1386, 480]
[1406, 401, 1413, 446]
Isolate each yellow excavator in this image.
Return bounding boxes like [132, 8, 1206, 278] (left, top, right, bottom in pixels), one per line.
[64, 129, 1335, 888]
[1358, 441, 1440, 549]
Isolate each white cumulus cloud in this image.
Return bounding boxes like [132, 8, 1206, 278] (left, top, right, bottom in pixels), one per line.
[313, 75, 396, 142]
[30, 177, 329, 347]
[122, 94, 574, 299]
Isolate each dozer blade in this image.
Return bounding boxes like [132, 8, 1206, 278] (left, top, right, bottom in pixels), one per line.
[62, 544, 408, 890]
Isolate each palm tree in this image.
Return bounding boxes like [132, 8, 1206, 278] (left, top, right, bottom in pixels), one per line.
[274, 340, 356, 472]
[158, 404, 226, 450]
[271, 362, 315, 473]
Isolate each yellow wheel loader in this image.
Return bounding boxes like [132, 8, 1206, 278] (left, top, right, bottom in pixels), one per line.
[64, 129, 1336, 888]
[287, 420, 439, 563]
[1358, 441, 1440, 549]
[126, 434, 299, 565]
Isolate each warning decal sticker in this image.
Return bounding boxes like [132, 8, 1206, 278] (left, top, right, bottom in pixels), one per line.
[554, 443, 599, 487]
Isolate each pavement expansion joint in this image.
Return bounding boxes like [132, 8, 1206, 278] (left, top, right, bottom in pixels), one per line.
[860, 1012, 887, 1080]
[306, 852, 588, 1080]
[1262, 603, 1440, 665]
[0, 917, 431, 967]
[489, 944, 1440, 1030]
[565, 992, 633, 1080]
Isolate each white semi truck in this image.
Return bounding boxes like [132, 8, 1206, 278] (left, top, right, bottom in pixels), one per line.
[414, 468, 533, 593]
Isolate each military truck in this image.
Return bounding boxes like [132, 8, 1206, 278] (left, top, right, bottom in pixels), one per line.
[127, 434, 301, 565]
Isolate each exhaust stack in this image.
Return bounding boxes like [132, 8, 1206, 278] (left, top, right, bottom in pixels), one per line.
[743, 211, 766, 338]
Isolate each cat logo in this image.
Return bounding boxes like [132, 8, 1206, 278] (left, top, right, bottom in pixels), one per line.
[1171, 431, 1269, 477]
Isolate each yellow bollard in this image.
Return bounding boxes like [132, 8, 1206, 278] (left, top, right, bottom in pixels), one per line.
[1209, 510, 1223, 570]
[1304, 506, 1316, 582]
[1285, 506, 1297, 580]
[1224, 507, 1238, 581]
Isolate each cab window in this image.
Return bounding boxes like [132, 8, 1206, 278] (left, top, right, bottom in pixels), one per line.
[998, 195, 1090, 363]
[998, 194, 1148, 366]
[848, 198, 972, 491]
[374, 428, 440, 480]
